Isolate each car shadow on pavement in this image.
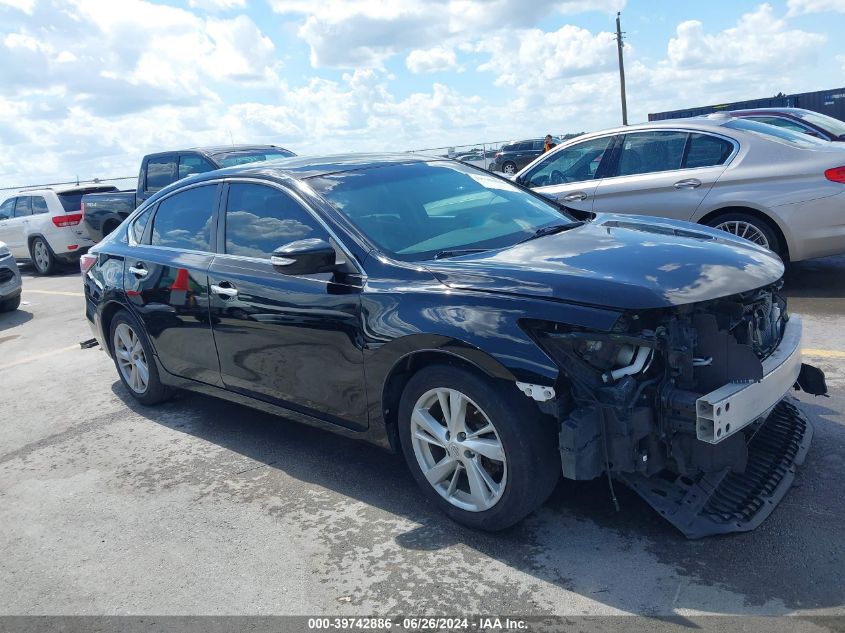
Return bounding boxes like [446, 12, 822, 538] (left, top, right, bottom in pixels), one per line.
[0, 308, 33, 333]
[109, 382, 845, 614]
[783, 255, 845, 299]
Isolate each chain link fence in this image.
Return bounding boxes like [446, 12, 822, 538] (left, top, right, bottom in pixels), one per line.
[1, 134, 586, 193]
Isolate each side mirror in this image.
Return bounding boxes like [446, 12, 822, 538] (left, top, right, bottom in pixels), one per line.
[270, 238, 336, 275]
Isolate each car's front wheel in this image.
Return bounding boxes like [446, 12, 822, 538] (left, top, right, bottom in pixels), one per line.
[502, 161, 517, 175]
[109, 310, 171, 405]
[0, 294, 21, 312]
[398, 365, 559, 530]
[30, 237, 56, 275]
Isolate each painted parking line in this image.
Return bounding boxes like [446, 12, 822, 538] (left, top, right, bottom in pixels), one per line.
[0, 344, 81, 372]
[802, 348, 845, 360]
[24, 289, 84, 297]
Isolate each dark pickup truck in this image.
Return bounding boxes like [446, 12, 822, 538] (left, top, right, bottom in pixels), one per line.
[81, 144, 296, 241]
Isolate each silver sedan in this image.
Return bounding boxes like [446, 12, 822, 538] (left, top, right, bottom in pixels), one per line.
[514, 115, 845, 261]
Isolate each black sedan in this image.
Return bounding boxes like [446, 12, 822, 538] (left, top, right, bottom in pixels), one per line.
[81, 154, 826, 537]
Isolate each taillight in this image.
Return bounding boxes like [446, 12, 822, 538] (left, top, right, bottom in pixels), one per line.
[53, 212, 83, 227]
[825, 166, 845, 183]
[80, 253, 97, 274]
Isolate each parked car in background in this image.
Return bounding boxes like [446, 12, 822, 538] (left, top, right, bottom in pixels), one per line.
[515, 116, 845, 261]
[455, 148, 499, 171]
[83, 153, 825, 538]
[728, 107, 845, 142]
[0, 185, 117, 274]
[82, 145, 296, 242]
[0, 240, 22, 311]
[491, 139, 548, 174]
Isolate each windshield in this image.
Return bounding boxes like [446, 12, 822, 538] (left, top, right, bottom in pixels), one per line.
[214, 149, 296, 167]
[724, 119, 831, 147]
[794, 110, 845, 138]
[308, 161, 573, 261]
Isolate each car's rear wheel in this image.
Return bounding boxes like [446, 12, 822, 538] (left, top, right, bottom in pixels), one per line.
[0, 294, 21, 312]
[708, 212, 781, 255]
[109, 310, 170, 405]
[30, 237, 56, 275]
[502, 161, 517, 175]
[398, 365, 559, 530]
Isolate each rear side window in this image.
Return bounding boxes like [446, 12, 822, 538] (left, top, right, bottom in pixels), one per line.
[684, 134, 734, 168]
[724, 119, 829, 147]
[12, 197, 32, 218]
[151, 185, 216, 251]
[146, 156, 179, 192]
[0, 198, 13, 220]
[615, 131, 687, 177]
[224, 183, 328, 259]
[179, 154, 217, 179]
[31, 196, 50, 214]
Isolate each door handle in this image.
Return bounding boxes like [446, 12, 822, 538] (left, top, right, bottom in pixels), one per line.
[561, 191, 588, 202]
[211, 283, 238, 298]
[673, 178, 702, 189]
[128, 263, 148, 277]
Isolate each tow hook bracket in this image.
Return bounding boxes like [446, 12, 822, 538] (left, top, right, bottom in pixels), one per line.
[516, 382, 555, 402]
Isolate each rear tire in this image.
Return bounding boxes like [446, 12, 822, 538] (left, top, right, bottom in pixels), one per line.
[398, 365, 559, 531]
[707, 212, 782, 256]
[102, 220, 121, 238]
[109, 309, 171, 405]
[0, 294, 21, 312]
[30, 237, 57, 275]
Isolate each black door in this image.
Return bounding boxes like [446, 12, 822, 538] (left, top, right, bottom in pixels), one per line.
[124, 183, 222, 386]
[208, 182, 368, 429]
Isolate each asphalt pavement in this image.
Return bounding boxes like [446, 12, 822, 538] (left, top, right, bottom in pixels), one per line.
[0, 258, 843, 619]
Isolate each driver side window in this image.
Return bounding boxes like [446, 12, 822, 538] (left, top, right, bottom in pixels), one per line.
[524, 137, 612, 188]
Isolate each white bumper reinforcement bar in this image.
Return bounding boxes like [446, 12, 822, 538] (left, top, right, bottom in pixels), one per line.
[696, 315, 803, 444]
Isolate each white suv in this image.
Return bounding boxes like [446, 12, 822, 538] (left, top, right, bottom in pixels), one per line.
[0, 185, 116, 274]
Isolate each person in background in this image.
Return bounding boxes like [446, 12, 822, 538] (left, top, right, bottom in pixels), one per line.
[543, 135, 557, 153]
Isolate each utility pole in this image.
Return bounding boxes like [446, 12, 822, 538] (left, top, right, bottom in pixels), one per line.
[615, 11, 628, 125]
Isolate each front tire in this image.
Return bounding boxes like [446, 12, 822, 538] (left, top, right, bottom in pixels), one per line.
[109, 309, 171, 405]
[398, 365, 559, 531]
[502, 161, 517, 175]
[30, 237, 56, 275]
[0, 294, 21, 312]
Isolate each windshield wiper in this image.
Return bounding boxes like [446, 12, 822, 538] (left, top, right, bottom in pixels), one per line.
[517, 221, 585, 245]
[433, 248, 490, 260]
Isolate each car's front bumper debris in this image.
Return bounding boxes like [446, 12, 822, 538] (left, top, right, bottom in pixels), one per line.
[618, 398, 812, 539]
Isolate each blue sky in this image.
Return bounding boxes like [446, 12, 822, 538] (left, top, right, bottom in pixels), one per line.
[1, 0, 844, 187]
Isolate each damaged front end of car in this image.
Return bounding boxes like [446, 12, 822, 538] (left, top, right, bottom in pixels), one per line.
[525, 282, 827, 538]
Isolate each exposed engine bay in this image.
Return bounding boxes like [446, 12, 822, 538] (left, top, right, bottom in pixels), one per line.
[528, 282, 828, 538]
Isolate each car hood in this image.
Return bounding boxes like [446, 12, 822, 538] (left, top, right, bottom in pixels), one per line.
[424, 214, 785, 310]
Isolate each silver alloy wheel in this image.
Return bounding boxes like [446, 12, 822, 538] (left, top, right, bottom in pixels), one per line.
[503, 163, 516, 175]
[114, 323, 149, 394]
[713, 220, 770, 249]
[410, 387, 507, 512]
[33, 240, 50, 272]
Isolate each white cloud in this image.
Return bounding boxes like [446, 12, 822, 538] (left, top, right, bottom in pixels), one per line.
[786, 0, 845, 15]
[406, 47, 459, 74]
[0, 0, 34, 14]
[665, 4, 825, 70]
[476, 25, 618, 87]
[188, 0, 246, 10]
[269, 0, 625, 68]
